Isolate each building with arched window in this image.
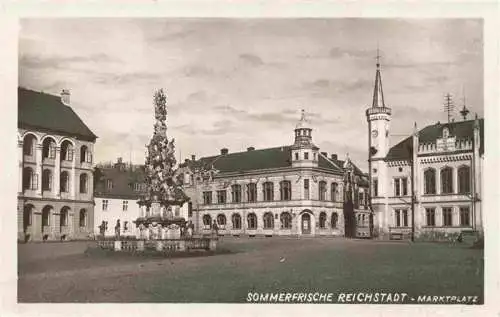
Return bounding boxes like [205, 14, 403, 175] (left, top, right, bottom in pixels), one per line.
[181, 110, 369, 238]
[365, 59, 484, 240]
[18, 87, 97, 241]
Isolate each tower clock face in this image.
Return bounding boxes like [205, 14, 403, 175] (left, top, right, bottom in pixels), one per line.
[371, 130, 378, 138]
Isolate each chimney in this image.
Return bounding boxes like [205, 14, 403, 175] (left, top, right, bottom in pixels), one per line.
[321, 152, 327, 157]
[60, 89, 70, 105]
[220, 148, 229, 155]
[247, 147, 255, 152]
[331, 154, 338, 161]
[191, 154, 196, 161]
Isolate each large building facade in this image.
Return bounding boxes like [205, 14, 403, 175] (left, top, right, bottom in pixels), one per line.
[366, 61, 484, 239]
[182, 111, 370, 238]
[18, 88, 97, 241]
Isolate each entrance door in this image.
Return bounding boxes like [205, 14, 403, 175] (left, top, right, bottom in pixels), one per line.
[301, 213, 311, 234]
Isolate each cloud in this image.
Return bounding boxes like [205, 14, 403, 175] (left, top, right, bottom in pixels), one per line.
[302, 78, 372, 98]
[239, 53, 264, 67]
[19, 53, 120, 70]
[329, 47, 375, 59]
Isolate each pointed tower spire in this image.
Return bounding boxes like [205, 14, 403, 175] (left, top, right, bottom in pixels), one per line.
[372, 48, 385, 108]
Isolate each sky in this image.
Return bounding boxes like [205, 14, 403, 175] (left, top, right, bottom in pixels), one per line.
[18, 18, 483, 170]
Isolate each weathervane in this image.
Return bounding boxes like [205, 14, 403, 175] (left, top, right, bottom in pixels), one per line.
[459, 88, 470, 121]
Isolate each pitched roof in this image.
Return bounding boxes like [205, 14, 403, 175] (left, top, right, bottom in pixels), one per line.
[94, 165, 146, 199]
[18, 87, 97, 141]
[386, 118, 484, 161]
[190, 146, 361, 175]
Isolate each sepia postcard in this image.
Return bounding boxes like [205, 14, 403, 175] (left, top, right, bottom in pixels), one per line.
[0, 1, 498, 317]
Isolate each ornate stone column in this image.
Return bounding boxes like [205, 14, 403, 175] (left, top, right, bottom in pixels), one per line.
[54, 147, 61, 197]
[35, 145, 43, 197]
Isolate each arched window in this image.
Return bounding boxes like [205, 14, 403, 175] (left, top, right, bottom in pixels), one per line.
[331, 212, 338, 229]
[60, 171, 70, 193]
[331, 182, 338, 201]
[232, 213, 242, 229]
[42, 169, 52, 191]
[280, 180, 292, 200]
[247, 213, 257, 230]
[42, 137, 56, 159]
[60, 207, 69, 227]
[80, 145, 91, 163]
[319, 181, 327, 201]
[23, 167, 36, 190]
[79, 209, 87, 227]
[202, 214, 212, 227]
[424, 168, 436, 194]
[79, 173, 88, 193]
[458, 166, 471, 194]
[41, 206, 52, 228]
[60, 140, 74, 161]
[263, 212, 274, 229]
[319, 212, 327, 229]
[217, 214, 227, 227]
[23, 134, 36, 156]
[280, 212, 292, 229]
[263, 182, 274, 201]
[441, 167, 453, 194]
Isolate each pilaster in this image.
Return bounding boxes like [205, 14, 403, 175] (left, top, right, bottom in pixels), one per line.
[35, 145, 43, 197]
[54, 147, 61, 197]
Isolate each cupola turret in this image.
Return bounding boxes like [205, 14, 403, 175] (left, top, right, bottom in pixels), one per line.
[291, 109, 319, 168]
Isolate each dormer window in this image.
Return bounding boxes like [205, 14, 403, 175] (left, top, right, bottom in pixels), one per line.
[443, 127, 449, 138]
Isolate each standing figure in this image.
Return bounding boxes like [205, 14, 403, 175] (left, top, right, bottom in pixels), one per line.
[212, 219, 219, 239]
[98, 221, 107, 239]
[186, 221, 194, 238]
[115, 220, 121, 239]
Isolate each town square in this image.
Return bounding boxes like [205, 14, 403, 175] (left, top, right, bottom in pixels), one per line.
[13, 16, 488, 306]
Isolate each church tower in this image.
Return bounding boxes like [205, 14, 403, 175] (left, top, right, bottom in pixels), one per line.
[366, 51, 391, 203]
[291, 109, 319, 168]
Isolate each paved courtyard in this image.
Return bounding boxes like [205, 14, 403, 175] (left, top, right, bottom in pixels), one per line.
[18, 238, 483, 303]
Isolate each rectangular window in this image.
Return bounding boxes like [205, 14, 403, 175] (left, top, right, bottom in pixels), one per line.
[442, 207, 453, 227]
[401, 177, 408, 196]
[331, 183, 338, 201]
[394, 177, 408, 196]
[318, 181, 327, 201]
[280, 181, 292, 200]
[106, 179, 113, 190]
[359, 192, 364, 207]
[263, 182, 274, 201]
[373, 178, 378, 197]
[460, 207, 470, 226]
[49, 145, 56, 159]
[217, 190, 227, 204]
[122, 200, 128, 211]
[304, 179, 310, 200]
[102, 200, 108, 211]
[394, 209, 408, 227]
[425, 208, 436, 226]
[231, 184, 242, 203]
[247, 183, 257, 202]
[394, 178, 400, 196]
[203, 191, 212, 205]
[304, 152, 309, 160]
[295, 153, 299, 160]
